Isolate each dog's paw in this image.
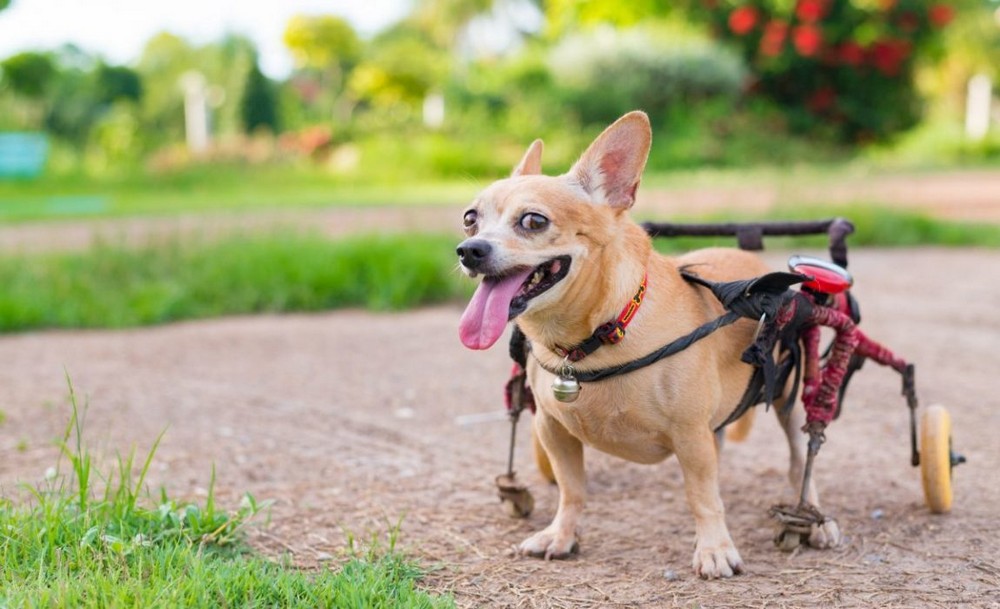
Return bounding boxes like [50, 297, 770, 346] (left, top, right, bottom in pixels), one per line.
[692, 544, 745, 579]
[518, 528, 579, 560]
[808, 518, 842, 549]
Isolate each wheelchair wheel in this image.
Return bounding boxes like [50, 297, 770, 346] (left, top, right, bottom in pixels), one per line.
[920, 405, 954, 514]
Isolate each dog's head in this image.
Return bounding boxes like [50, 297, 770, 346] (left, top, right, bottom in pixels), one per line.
[457, 111, 652, 350]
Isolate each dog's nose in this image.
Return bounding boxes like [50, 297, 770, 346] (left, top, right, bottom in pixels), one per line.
[456, 239, 492, 270]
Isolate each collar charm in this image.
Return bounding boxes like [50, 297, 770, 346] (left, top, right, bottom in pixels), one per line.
[551, 359, 581, 403]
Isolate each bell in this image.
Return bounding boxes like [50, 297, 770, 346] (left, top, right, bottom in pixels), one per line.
[552, 372, 581, 403]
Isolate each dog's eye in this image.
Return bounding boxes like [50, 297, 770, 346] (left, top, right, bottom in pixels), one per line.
[463, 210, 478, 229]
[519, 212, 549, 232]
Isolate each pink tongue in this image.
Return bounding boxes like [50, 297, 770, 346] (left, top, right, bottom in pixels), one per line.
[459, 269, 534, 350]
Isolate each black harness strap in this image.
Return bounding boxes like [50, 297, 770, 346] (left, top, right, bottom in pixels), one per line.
[530, 270, 807, 382]
[535, 310, 744, 382]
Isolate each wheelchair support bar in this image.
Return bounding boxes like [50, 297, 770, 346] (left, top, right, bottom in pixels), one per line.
[641, 217, 855, 269]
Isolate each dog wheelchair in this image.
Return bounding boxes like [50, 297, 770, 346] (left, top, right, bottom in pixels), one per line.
[496, 217, 964, 551]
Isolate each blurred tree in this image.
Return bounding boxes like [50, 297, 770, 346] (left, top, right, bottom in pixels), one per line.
[44, 58, 144, 148]
[0, 0, 9, 11]
[200, 34, 259, 135]
[412, 0, 495, 47]
[94, 63, 142, 105]
[136, 32, 198, 144]
[240, 62, 279, 133]
[283, 15, 362, 124]
[0, 52, 56, 98]
[920, 0, 1000, 115]
[284, 14, 362, 72]
[136, 32, 257, 146]
[548, 25, 746, 126]
[349, 25, 450, 109]
[543, 0, 670, 36]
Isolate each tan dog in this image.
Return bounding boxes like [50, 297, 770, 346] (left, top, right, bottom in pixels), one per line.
[457, 111, 840, 579]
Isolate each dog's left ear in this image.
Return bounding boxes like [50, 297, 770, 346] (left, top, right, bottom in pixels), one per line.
[568, 111, 651, 210]
[512, 139, 544, 177]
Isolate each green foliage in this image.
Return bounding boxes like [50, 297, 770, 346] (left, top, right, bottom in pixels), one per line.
[85, 102, 144, 173]
[94, 63, 143, 105]
[410, 0, 495, 47]
[1, 1, 993, 177]
[283, 14, 362, 72]
[0, 48, 145, 151]
[0, 380, 453, 608]
[0, 164, 481, 220]
[646, 99, 850, 169]
[350, 26, 450, 109]
[544, 0, 674, 36]
[135, 33, 257, 147]
[0, 232, 467, 332]
[43, 50, 104, 143]
[241, 63, 279, 133]
[689, 0, 957, 141]
[548, 24, 747, 126]
[0, 51, 56, 98]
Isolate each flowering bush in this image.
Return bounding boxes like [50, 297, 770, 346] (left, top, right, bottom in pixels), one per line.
[692, 0, 955, 140]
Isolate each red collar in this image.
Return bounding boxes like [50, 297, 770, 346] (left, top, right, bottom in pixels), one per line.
[555, 272, 648, 362]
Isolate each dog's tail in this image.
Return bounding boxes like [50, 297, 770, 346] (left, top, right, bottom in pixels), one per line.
[725, 407, 756, 442]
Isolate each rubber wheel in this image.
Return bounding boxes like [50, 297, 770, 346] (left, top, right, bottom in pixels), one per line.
[531, 424, 556, 484]
[920, 405, 953, 514]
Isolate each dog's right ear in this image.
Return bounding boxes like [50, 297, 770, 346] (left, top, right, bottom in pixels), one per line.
[568, 111, 651, 210]
[511, 139, 544, 177]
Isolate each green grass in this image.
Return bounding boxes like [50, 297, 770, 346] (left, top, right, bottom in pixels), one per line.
[1, 159, 995, 223]
[0, 165, 484, 222]
[0, 232, 469, 332]
[0, 379, 454, 608]
[0, 206, 997, 334]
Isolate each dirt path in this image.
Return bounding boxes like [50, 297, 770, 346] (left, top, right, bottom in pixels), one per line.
[1, 248, 998, 607]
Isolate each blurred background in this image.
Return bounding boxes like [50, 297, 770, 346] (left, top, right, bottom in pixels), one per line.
[0, 0, 997, 197]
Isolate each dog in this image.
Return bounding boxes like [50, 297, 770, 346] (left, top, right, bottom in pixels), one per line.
[456, 111, 840, 579]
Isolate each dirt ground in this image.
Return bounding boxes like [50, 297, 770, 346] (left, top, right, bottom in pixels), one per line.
[1, 244, 998, 608]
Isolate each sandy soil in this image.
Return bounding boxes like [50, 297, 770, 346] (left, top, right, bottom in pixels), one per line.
[1, 247, 998, 608]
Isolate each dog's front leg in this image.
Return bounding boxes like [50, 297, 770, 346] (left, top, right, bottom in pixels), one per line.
[519, 409, 584, 560]
[674, 427, 745, 579]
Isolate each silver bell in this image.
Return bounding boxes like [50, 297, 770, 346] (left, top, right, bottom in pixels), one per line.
[552, 361, 581, 403]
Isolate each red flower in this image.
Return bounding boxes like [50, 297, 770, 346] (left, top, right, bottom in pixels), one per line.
[928, 4, 955, 27]
[806, 87, 837, 113]
[792, 24, 823, 57]
[760, 20, 789, 57]
[728, 6, 759, 36]
[795, 0, 827, 23]
[837, 41, 865, 67]
[868, 39, 912, 76]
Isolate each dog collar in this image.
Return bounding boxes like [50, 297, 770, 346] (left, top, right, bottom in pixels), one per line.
[554, 272, 648, 362]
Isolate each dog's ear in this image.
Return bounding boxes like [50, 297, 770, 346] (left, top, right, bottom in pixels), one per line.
[568, 111, 651, 210]
[511, 139, 544, 177]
